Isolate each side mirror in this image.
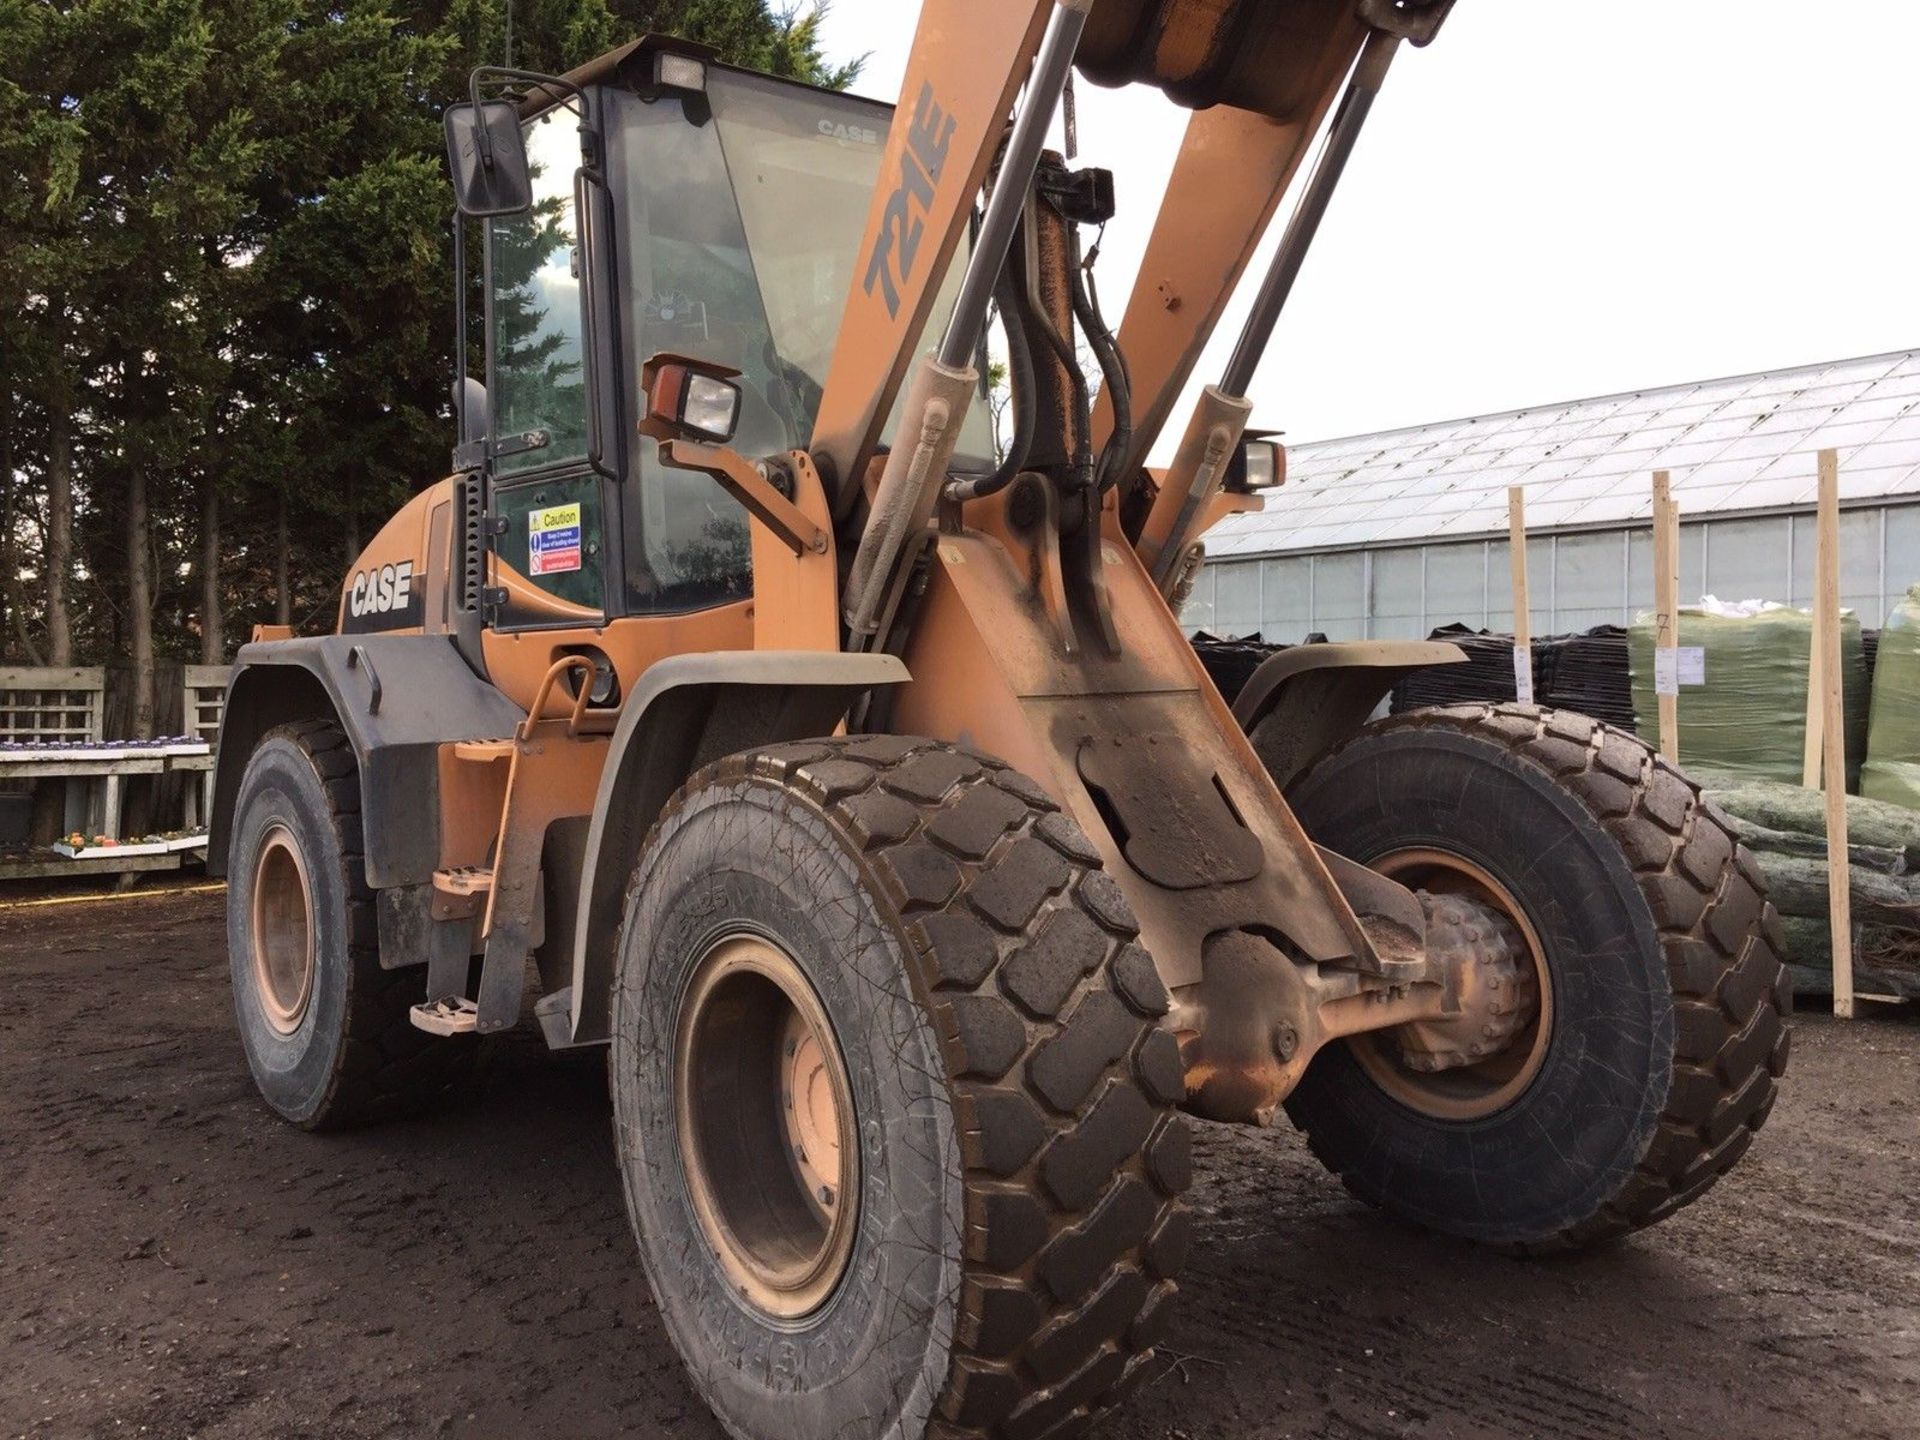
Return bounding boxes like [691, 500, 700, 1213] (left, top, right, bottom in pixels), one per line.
[1227, 435, 1285, 494]
[453, 377, 489, 445]
[639, 355, 743, 445]
[444, 100, 533, 217]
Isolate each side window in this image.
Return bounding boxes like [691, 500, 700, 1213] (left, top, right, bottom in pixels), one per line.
[491, 474, 607, 626]
[489, 110, 590, 476]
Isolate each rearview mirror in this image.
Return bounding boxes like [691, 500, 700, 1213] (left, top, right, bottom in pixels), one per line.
[640, 356, 742, 445]
[444, 100, 533, 217]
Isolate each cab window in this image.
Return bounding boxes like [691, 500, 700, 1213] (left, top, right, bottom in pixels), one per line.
[490, 473, 607, 626]
[489, 110, 591, 477]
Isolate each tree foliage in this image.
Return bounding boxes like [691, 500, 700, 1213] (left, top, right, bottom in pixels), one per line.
[0, 0, 859, 711]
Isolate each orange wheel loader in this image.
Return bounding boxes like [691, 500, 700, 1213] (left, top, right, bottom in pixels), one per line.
[211, 4, 1790, 1435]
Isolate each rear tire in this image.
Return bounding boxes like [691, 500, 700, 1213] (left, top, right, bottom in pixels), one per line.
[225, 720, 477, 1129]
[611, 736, 1189, 1440]
[1281, 704, 1789, 1251]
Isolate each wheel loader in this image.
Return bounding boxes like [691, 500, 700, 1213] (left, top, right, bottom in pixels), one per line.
[210, 2, 1791, 1435]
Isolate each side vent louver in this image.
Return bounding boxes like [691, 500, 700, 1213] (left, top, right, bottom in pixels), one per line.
[457, 468, 485, 612]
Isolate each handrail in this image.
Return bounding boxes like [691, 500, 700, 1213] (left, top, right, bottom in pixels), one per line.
[518, 655, 598, 741]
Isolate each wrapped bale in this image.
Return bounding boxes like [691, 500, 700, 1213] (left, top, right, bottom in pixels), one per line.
[1776, 917, 1920, 1000]
[1706, 778, 1920, 999]
[1629, 603, 1868, 788]
[1862, 584, 1920, 810]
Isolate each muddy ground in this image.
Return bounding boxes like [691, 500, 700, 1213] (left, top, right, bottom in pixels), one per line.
[3, 886, 1917, 1440]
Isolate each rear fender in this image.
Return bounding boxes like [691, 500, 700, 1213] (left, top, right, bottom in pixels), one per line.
[207, 635, 525, 886]
[1232, 639, 1465, 792]
[566, 651, 909, 1046]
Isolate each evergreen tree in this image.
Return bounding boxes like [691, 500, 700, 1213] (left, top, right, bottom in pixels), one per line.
[2, 0, 861, 681]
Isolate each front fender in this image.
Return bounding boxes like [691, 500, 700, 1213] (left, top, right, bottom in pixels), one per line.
[566, 650, 909, 1046]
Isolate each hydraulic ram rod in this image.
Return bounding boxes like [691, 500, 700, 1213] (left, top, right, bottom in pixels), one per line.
[1218, 28, 1401, 396]
[844, 0, 1092, 637]
[1142, 25, 1402, 602]
[937, 0, 1092, 368]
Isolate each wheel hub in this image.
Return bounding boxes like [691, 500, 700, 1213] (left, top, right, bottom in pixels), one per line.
[674, 935, 859, 1321]
[1351, 848, 1554, 1122]
[781, 1009, 843, 1214]
[249, 825, 316, 1036]
[1396, 889, 1539, 1073]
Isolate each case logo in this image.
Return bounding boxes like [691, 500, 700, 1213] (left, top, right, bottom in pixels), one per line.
[818, 119, 880, 147]
[348, 561, 414, 618]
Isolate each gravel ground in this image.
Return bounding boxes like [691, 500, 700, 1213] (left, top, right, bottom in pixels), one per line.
[3, 886, 1917, 1439]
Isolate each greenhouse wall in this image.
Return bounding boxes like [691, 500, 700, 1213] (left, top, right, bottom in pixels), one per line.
[1182, 502, 1920, 641]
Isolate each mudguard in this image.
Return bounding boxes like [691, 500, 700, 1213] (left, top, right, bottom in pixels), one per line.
[565, 650, 910, 1046]
[207, 634, 525, 887]
[1232, 639, 1465, 792]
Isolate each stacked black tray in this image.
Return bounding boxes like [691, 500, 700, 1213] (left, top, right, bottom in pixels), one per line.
[1390, 624, 1521, 712]
[1536, 625, 1637, 733]
[1189, 631, 1329, 707]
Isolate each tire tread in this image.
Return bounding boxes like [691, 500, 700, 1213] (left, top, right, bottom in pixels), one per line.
[1291, 703, 1789, 1252]
[261, 721, 476, 1130]
[643, 737, 1189, 1437]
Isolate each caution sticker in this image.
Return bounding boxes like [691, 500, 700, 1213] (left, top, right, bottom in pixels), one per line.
[528, 503, 582, 576]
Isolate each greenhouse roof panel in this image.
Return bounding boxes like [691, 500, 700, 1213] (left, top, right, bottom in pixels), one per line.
[1213, 350, 1920, 557]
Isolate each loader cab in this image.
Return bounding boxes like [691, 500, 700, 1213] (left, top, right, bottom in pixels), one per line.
[449, 40, 993, 651]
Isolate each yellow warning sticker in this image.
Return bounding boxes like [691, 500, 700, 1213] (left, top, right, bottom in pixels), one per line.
[529, 503, 582, 576]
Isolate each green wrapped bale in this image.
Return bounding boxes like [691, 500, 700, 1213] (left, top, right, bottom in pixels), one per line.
[1629, 605, 1868, 788]
[1703, 777, 1920, 999]
[1862, 583, 1920, 810]
[1777, 915, 1920, 1000]
[1709, 779, 1920, 864]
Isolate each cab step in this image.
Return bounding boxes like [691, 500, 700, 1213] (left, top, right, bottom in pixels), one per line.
[431, 865, 493, 920]
[409, 996, 479, 1036]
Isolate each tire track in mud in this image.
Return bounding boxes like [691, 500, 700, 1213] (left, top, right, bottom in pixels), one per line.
[2, 890, 1917, 1440]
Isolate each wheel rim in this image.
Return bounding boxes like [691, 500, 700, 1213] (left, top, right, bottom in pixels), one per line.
[249, 825, 316, 1037]
[674, 933, 859, 1321]
[1351, 848, 1554, 1122]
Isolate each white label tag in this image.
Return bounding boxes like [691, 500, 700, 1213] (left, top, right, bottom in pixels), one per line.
[1654, 646, 1679, 697]
[1677, 646, 1706, 686]
[1512, 644, 1534, 704]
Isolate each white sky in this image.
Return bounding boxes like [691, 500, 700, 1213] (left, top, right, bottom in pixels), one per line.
[818, 1, 1919, 447]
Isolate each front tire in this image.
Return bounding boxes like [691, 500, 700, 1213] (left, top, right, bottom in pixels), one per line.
[1281, 704, 1789, 1251]
[611, 737, 1190, 1440]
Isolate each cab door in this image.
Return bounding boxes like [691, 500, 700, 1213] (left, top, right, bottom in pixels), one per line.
[483, 103, 613, 635]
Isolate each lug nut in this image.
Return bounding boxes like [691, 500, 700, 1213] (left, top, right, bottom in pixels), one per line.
[1271, 1022, 1299, 1062]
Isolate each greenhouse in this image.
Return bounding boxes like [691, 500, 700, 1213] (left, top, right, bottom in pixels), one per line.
[1184, 349, 1920, 640]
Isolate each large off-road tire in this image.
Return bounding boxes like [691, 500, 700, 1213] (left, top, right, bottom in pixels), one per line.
[226, 720, 476, 1129]
[610, 736, 1190, 1440]
[1281, 703, 1789, 1252]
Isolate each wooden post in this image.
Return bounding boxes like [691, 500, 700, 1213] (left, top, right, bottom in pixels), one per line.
[1507, 486, 1534, 704]
[1802, 626, 1826, 787]
[1813, 449, 1855, 1017]
[1651, 471, 1680, 763]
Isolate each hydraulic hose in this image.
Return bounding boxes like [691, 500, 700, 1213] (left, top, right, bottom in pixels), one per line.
[1070, 232, 1131, 493]
[946, 263, 1038, 504]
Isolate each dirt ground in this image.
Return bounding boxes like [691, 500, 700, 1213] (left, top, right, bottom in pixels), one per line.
[4, 886, 1917, 1440]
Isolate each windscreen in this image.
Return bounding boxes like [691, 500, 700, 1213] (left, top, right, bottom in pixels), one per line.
[607, 71, 991, 613]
